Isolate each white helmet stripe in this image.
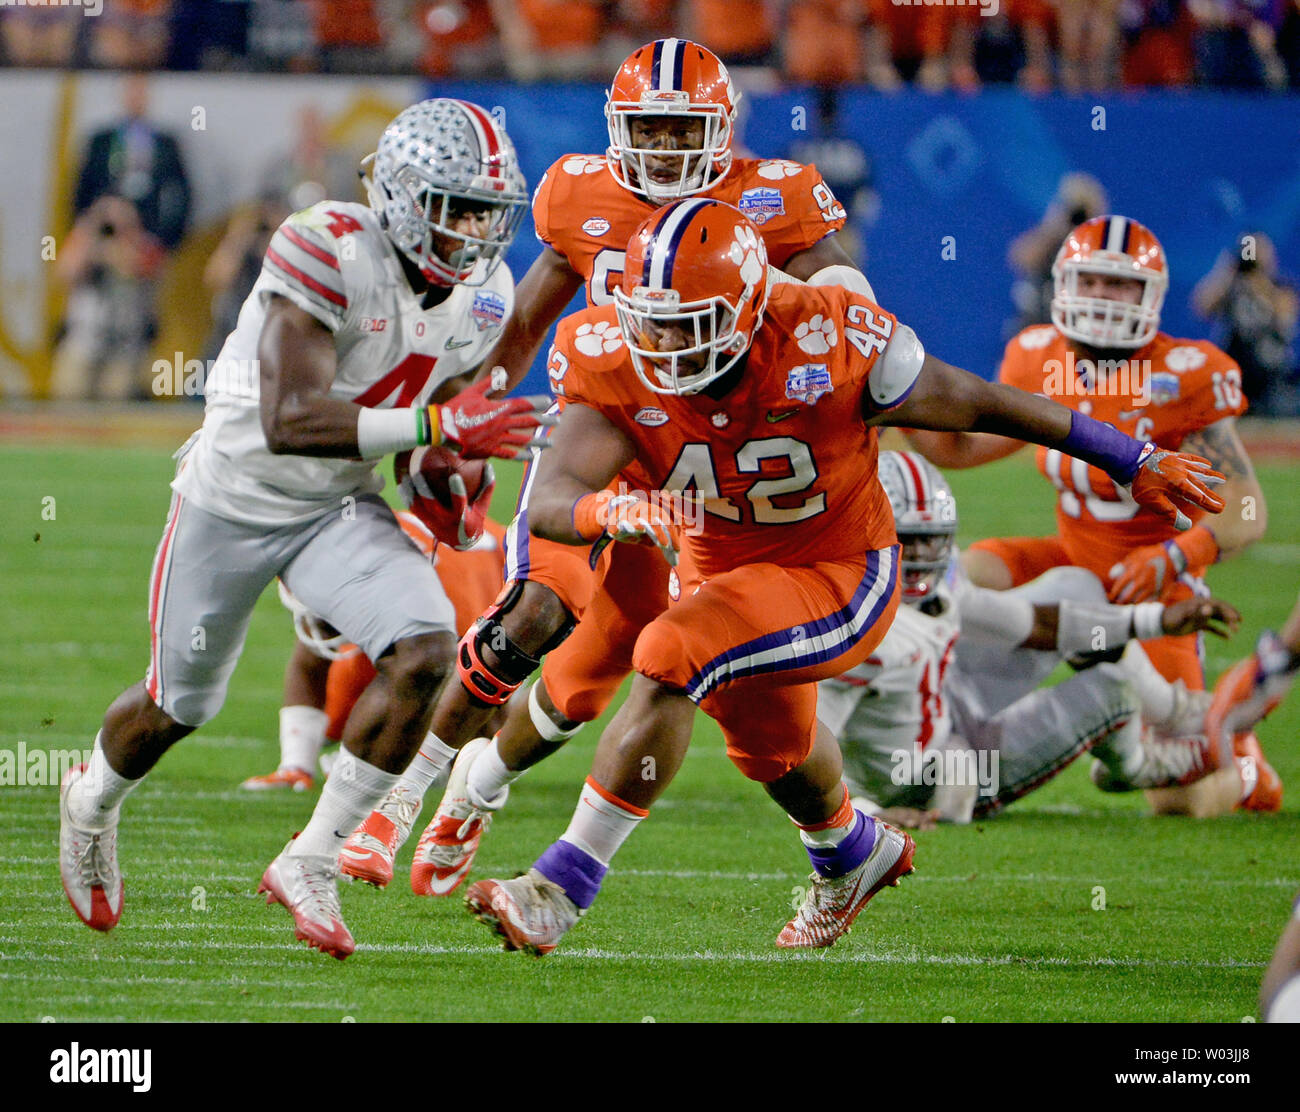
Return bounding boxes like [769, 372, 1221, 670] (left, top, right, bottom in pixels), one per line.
[647, 197, 709, 289]
[659, 37, 681, 91]
[1105, 215, 1127, 253]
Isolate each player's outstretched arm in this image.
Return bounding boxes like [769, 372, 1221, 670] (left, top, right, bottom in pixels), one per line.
[868, 354, 1226, 530]
[483, 247, 584, 396]
[902, 426, 1025, 470]
[527, 401, 636, 545]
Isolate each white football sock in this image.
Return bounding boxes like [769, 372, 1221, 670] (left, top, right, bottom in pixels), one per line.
[466, 734, 523, 808]
[397, 731, 458, 797]
[67, 732, 140, 826]
[559, 778, 647, 866]
[1117, 643, 1177, 726]
[289, 748, 399, 858]
[279, 705, 328, 773]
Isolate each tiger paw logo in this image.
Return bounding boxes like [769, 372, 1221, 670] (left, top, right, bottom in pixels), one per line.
[756, 159, 802, 180]
[1164, 346, 1207, 374]
[795, 314, 838, 355]
[729, 225, 765, 291]
[574, 321, 623, 356]
[1019, 325, 1056, 350]
[563, 155, 608, 176]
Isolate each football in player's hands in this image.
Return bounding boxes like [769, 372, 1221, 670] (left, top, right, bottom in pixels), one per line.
[395, 445, 494, 550]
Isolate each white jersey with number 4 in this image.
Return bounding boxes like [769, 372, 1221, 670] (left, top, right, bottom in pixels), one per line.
[818, 572, 963, 802]
[173, 200, 514, 525]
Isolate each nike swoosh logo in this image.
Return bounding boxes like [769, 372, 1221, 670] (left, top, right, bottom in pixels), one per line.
[766, 409, 799, 423]
[333, 830, 352, 840]
[1118, 409, 1142, 420]
[445, 337, 474, 350]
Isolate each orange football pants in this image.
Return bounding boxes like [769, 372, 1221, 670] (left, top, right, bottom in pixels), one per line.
[633, 545, 901, 782]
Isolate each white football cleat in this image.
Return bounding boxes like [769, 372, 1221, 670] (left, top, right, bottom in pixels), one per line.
[258, 842, 355, 960]
[777, 817, 915, 949]
[338, 783, 422, 888]
[1090, 727, 1210, 791]
[410, 736, 505, 897]
[59, 763, 124, 932]
[464, 868, 580, 956]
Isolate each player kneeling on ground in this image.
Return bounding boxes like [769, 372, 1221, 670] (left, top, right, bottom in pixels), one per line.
[461, 198, 1225, 955]
[820, 451, 1241, 829]
[57, 99, 547, 959]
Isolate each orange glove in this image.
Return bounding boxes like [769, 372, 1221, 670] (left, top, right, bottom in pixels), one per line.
[1107, 526, 1220, 603]
[573, 490, 677, 567]
[1127, 446, 1225, 531]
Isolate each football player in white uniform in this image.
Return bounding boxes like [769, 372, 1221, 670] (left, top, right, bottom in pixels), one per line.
[58, 99, 547, 960]
[819, 452, 1241, 826]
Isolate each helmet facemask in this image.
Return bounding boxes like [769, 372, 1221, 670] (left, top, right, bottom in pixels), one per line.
[615, 286, 758, 395]
[1052, 258, 1166, 351]
[897, 532, 955, 604]
[606, 94, 733, 202]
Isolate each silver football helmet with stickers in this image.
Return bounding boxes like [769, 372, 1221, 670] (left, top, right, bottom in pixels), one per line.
[277, 580, 359, 662]
[877, 451, 958, 605]
[362, 98, 528, 287]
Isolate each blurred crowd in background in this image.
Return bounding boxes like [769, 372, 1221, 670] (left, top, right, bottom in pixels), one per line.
[10, 2, 1299, 412]
[7, 0, 1300, 91]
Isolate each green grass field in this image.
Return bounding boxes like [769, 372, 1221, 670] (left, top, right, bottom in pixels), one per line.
[2, 437, 1297, 1022]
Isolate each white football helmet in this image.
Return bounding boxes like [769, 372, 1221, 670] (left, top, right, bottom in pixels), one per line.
[877, 451, 958, 604]
[362, 98, 527, 287]
[277, 580, 359, 662]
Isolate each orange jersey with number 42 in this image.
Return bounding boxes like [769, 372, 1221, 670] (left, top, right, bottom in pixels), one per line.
[998, 324, 1246, 573]
[534, 154, 847, 307]
[549, 282, 902, 578]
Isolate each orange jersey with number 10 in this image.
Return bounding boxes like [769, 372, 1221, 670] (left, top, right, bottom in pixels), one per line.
[533, 154, 847, 307]
[549, 282, 907, 578]
[998, 324, 1247, 574]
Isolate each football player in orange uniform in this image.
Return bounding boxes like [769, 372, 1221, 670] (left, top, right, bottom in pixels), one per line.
[342, 38, 880, 894]
[907, 215, 1274, 814]
[240, 511, 507, 802]
[461, 199, 1224, 954]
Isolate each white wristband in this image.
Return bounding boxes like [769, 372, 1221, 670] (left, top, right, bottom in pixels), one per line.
[356, 406, 424, 459]
[1132, 603, 1166, 642]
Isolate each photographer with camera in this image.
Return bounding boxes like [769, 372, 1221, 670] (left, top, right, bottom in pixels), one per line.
[49, 195, 167, 401]
[1193, 232, 1299, 415]
[1007, 172, 1110, 337]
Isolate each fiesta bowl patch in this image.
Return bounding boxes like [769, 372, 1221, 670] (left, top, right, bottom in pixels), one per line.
[784, 363, 832, 404]
[471, 290, 506, 331]
[738, 187, 785, 225]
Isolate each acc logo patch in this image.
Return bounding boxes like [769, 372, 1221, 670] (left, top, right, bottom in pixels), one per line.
[582, 217, 611, 237]
[785, 364, 833, 405]
[1150, 371, 1181, 405]
[635, 406, 669, 427]
[738, 187, 785, 226]
[470, 290, 506, 331]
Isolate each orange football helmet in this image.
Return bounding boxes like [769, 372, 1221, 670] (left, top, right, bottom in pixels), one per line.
[1051, 215, 1168, 349]
[615, 199, 768, 395]
[605, 38, 739, 201]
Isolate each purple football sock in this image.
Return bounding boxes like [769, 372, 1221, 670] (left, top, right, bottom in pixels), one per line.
[534, 838, 607, 909]
[805, 812, 876, 879]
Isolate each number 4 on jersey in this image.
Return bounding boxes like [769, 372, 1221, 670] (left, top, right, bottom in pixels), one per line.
[664, 437, 826, 525]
